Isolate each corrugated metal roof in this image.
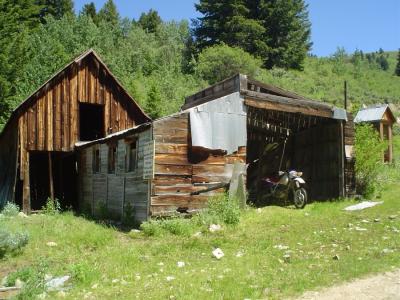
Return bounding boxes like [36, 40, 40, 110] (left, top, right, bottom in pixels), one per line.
[354, 104, 389, 123]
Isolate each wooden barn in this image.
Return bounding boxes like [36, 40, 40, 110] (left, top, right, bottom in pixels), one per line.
[76, 74, 356, 222]
[0, 49, 150, 212]
[355, 104, 396, 163]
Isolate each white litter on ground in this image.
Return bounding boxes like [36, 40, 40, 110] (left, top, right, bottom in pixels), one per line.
[209, 224, 222, 232]
[45, 276, 70, 291]
[212, 248, 224, 259]
[344, 201, 383, 211]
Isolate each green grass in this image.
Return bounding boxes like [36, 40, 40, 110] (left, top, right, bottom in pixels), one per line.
[1, 185, 400, 299]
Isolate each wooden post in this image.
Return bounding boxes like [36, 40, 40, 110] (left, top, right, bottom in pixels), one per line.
[388, 124, 393, 163]
[379, 122, 384, 162]
[22, 154, 30, 214]
[48, 152, 55, 201]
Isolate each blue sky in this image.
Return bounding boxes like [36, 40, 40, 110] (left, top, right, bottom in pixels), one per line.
[74, 0, 400, 57]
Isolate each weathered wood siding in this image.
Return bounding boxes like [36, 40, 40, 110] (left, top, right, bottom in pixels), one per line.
[151, 113, 246, 216]
[18, 55, 144, 154]
[293, 122, 343, 200]
[344, 113, 356, 196]
[77, 129, 151, 223]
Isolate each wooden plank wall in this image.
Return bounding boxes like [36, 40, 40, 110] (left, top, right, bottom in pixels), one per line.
[344, 113, 356, 196]
[293, 122, 342, 200]
[18, 56, 141, 155]
[16, 54, 147, 211]
[77, 129, 151, 223]
[151, 113, 246, 216]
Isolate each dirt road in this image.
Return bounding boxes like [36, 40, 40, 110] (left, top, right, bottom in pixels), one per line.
[297, 269, 400, 300]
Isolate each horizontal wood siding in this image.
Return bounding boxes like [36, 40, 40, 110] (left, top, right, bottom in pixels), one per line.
[151, 113, 246, 216]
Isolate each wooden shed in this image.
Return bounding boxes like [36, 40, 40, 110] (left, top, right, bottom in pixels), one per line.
[355, 104, 396, 163]
[75, 74, 356, 222]
[0, 49, 150, 212]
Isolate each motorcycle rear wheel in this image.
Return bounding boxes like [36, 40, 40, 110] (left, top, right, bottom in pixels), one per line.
[293, 187, 307, 209]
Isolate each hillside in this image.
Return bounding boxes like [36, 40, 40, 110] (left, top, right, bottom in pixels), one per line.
[255, 51, 400, 114]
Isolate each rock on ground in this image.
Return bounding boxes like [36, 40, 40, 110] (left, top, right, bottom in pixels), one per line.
[296, 269, 400, 300]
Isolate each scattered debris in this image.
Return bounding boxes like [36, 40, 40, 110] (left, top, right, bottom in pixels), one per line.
[355, 227, 367, 232]
[236, 250, 244, 257]
[166, 276, 175, 282]
[45, 276, 70, 291]
[212, 248, 224, 259]
[111, 279, 119, 284]
[46, 241, 58, 247]
[209, 224, 222, 232]
[333, 254, 340, 260]
[283, 254, 291, 263]
[388, 215, 397, 220]
[344, 201, 383, 211]
[346, 245, 351, 250]
[18, 212, 28, 218]
[193, 232, 202, 237]
[382, 248, 394, 254]
[177, 261, 185, 268]
[374, 218, 380, 222]
[15, 279, 24, 289]
[361, 219, 369, 223]
[274, 245, 289, 250]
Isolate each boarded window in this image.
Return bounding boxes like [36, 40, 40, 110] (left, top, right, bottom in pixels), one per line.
[108, 144, 117, 174]
[92, 147, 101, 174]
[126, 139, 138, 172]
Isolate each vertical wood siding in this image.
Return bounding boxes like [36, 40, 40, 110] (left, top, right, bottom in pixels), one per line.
[77, 129, 151, 223]
[18, 56, 144, 155]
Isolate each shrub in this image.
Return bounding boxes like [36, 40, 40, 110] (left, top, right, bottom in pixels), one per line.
[195, 194, 241, 226]
[195, 44, 262, 84]
[1, 202, 20, 217]
[41, 198, 61, 215]
[140, 220, 163, 237]
[354, 123, 387, 197]
[140, 217, 193, 237]
[0, 229, 29, 258]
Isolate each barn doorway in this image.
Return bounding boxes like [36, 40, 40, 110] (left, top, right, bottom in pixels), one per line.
[246, 107, 343, 204]
[79, 103, 105, 141]
[30, 152, 78, 211]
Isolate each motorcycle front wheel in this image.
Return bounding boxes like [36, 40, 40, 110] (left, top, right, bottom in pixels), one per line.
[293, 187, 307, 209]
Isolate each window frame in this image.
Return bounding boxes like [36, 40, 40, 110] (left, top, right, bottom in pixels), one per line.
[92, 146, 101, 174]
[108, 143, 117, 174]
[125, 138, 138, 173]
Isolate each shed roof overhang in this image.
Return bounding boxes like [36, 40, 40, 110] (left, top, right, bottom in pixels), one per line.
[75, 123, 151, 150]
[241, 90, 336, 119]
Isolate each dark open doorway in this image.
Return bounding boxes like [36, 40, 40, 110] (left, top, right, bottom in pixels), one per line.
[79, 103, 105, 141]
[30, 152, 78, 211]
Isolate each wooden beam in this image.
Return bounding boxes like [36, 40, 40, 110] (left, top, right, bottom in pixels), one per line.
[48, 152, 54, 200]
[22, 153, 30, 214]
[388, 124, 393, 163]
[244, 98, 332, 119]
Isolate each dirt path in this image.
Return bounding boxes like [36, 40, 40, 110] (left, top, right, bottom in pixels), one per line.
[297, 269, 400, 300]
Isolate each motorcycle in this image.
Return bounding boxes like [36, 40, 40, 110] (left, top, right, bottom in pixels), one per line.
[260, 170, 308, 209]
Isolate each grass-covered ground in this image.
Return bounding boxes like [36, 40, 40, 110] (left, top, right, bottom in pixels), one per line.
[1, 182, 400, 299]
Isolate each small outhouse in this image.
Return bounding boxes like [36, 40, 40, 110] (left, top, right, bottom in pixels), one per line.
[355, 104, 396, 163]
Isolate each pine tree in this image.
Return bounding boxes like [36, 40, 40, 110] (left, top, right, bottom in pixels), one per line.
[395, 49, 400, 76]
[36, 0, 74, 20]
[193, 0, 312, 70]
[193, 0, 266, 57]
[138, 9, 162, 33]
[80, 2, 97, 22]
[97, 0, 120, 26]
